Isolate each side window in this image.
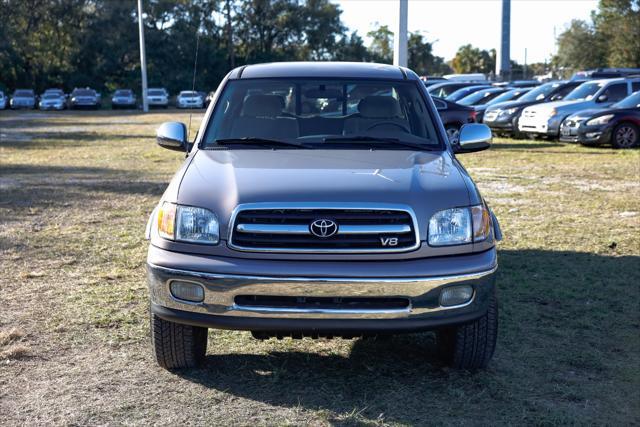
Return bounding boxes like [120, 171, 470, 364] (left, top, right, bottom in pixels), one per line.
[632, 82, 640, 92]
[602, 83, 628, 102]
[433, 98, 447, 110]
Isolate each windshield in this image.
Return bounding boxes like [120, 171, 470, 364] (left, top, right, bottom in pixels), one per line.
[518, 82, 562, 102]
[458, 89, 502, 106]
[445, 86, 489, 102]
[73, 89, 95, 96]
[180, 91, 198, 96]
[202, 78, 442, 149]
[487, 89, 528, 105]
[564, 82, 603, 101]
[148, 89, 166, 96]
[115, 90, 132, 96]
[43, 94, 60, 100]
[14, 90, 34, 97]
[612, 91, 640, 109]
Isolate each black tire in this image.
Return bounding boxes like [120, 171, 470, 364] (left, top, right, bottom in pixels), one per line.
[436, 293, 498, 370]
[611, 122, 639, 149]
[150, 312, 208, 369]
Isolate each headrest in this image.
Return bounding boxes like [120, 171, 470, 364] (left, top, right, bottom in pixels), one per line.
[358, 96, 401, 118]
[242, 95, 285, 117]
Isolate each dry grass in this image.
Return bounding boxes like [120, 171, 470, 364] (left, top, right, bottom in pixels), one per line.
[0, 109, 639, 425]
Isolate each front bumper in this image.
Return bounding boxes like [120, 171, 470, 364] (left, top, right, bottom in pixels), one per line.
[148, 247, 497, 332]
[577, 124, 611, 145]
[518, 115, 562, 136]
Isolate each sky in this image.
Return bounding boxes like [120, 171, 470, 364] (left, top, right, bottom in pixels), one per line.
[332, 0, 600, 64]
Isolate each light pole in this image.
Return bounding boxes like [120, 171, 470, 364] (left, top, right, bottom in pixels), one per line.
[393, 0, 408, 68]
[137, 0, 149, 112]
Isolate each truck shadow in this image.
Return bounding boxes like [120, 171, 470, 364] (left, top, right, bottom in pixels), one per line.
[173, 249, 640, 424]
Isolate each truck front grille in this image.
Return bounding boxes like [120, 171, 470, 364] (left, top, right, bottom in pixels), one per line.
[229, 206, 419, 253]
[235, 295, 410, 310]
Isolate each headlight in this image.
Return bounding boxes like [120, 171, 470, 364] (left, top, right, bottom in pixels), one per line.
[547, 108, 557, 117]
[428, 205, 491, 246]
[71, 97, 77, 102]
[586, 114, 614, 126]
[157, 202, 219, 244]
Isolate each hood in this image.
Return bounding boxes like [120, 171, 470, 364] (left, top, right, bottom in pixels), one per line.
[176, 149, 471, 238]
[566, 108, 609, 120]
[527, 99, 587, 114]
[485, 99, 536, 112]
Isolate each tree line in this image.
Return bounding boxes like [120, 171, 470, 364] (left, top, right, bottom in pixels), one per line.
[0, 0, 636, 95]
[0, 0, 451, 94]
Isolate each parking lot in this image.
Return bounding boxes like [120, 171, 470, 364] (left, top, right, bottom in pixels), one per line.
[1, 110, 639, 425]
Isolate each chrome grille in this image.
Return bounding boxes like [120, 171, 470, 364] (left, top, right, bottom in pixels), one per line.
[229, 204, 419, 253]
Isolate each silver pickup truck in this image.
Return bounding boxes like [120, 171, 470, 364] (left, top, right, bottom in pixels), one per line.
[146, 62, 502, 370]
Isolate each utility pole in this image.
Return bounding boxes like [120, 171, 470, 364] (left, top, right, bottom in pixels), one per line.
[393, 0, 408, 68]
[523, 48, 527, 80]
[137, 0, 148, 112]
[495, 0, 511, 81]
[226, 0, 235, 69]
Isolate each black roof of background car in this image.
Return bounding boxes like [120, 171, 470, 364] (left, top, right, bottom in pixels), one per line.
[229, 62, 415, 81]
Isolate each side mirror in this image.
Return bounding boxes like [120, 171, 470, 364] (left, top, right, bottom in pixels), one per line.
[597, 94, 608, 103]
[156, 121, 187, 151]
[454, 123, 492, 153]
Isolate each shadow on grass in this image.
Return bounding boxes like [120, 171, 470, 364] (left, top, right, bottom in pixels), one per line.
[173, 249, 640, 424]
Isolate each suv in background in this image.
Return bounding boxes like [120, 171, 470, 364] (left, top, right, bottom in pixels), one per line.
[10, 89, 36, 109]
[69, 87, 101, 109]
[176, 90, 204, 109]
[146, 62, 501, 371]
[147, 88, 169, 108]
[518, 78, 640, 139]
[483, 80, 583, 137]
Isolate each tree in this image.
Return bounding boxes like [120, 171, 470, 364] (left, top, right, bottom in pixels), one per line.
[594, 0, 640, 67]
[367, 25, 393, 63]
[451, 44, 495, 74]
[407, 32, 452, 76]
[554, 19, 606, 73]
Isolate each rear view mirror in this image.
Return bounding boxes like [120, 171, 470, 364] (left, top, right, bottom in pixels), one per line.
[455, 123, 492, 153]
[156, 122, 187, 151]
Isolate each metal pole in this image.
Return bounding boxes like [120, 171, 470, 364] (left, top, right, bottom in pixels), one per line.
[137, 0, 149, 112]
[496, 0, 511, 80]
[393, 0, 408, 67]
[523, 48, 527, 80]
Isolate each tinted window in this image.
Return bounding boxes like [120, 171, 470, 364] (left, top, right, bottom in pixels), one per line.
[180, 91, 198, 96]
[115, 90, 132, 96]
[73, 89, 95, 96]
[148, 89, 166, 96]
[602, 83, 628, 102]
[633, 82, 640, 92]
[204, 79, 442, 148]
[14, 90, 34, 96]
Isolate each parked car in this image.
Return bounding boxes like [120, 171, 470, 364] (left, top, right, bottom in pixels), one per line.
[0, 91, 6, 109]
[10, 89, 36, 109]
[146, 62, 501, 370]
[147, 88, 169, 108]
[493, 80, 540, 88]
[176, 90, 204, 109]
[428, 81, 486, 98]
[483, 80, 584, 137]
[473, 88, 530, 123]
[420, 76, 448, 87]
[445, 85, 492, 102]
[432, 96, 477, 144]
[457, 87, 509, 107]
[111, 89, 137, 109]
[518, 78, 640, 139]
[38, 93, 66, 110]
[69, 88, 101, 109]
[560, 91, 640, 148]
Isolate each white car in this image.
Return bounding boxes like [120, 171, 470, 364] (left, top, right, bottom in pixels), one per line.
[176, 91, 204, 109]
[518, 78, 640, 138]
[39, 94, 66, 110]
[147, 88, 169, 108]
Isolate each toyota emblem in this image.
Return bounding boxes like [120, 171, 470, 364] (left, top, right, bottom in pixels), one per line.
[310, 219, 338, 238]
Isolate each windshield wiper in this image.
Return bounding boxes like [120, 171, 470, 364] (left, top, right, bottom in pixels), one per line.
[323, 135, 437, 151]
[213, 137, 312, 149]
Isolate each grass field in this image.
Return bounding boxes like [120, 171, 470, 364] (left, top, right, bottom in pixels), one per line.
[1, 109, 639, 425]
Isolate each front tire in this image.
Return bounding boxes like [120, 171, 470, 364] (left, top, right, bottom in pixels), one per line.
[612, 123, 639, 149]
[436, 293, 498, 369]
[151, 312, 208, 369]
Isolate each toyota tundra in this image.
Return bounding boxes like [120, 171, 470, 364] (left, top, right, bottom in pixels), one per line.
[146, 62, 502, 370]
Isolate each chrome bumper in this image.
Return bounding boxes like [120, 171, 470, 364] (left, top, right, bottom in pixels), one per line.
[147, 262, 497, 321]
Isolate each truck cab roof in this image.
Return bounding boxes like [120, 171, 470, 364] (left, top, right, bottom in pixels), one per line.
[228, 61, 416, 81]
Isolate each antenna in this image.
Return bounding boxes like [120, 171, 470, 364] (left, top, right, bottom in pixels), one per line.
[187, 32, 200, 142]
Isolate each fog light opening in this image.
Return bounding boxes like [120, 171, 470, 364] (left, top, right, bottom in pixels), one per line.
[170, 280, 205, 303]
[439, 285, 474, 307]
